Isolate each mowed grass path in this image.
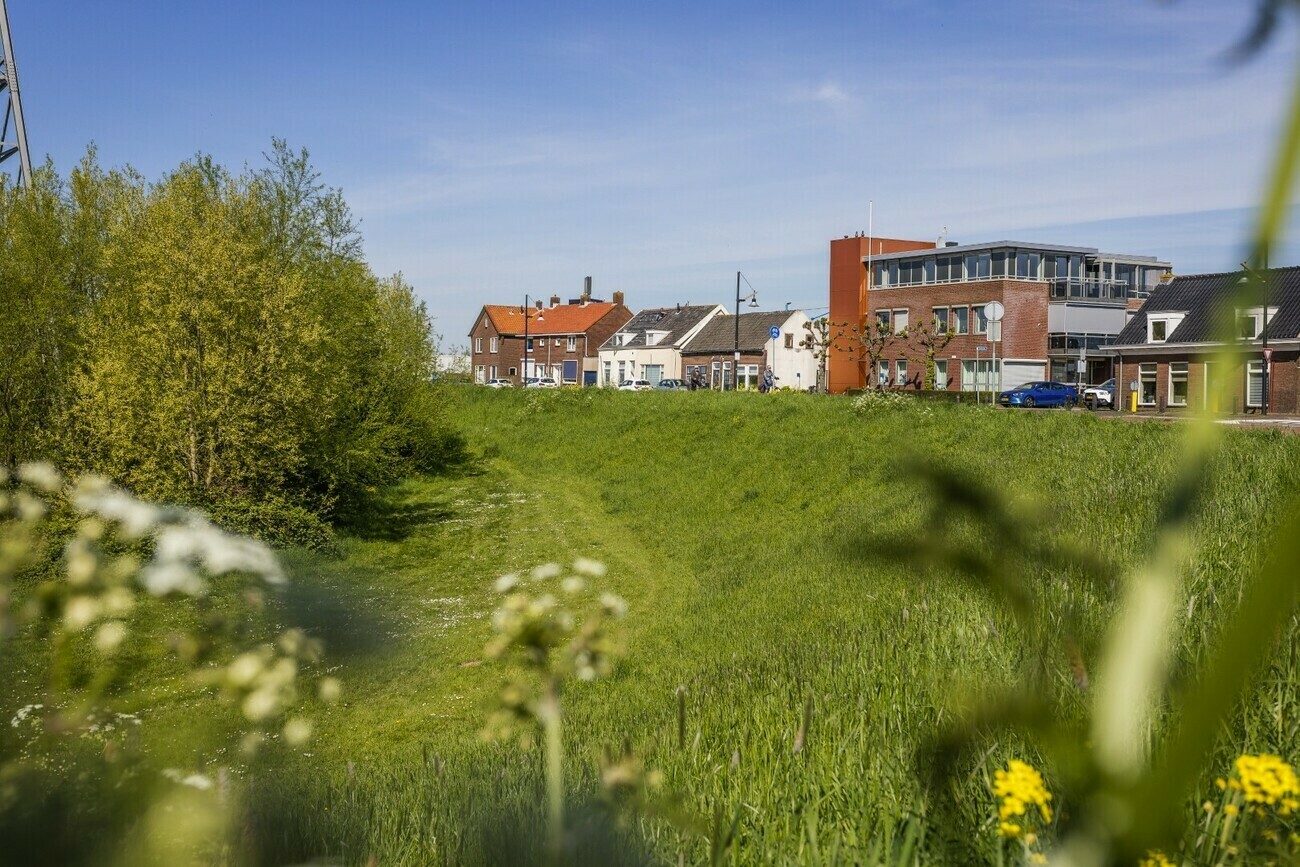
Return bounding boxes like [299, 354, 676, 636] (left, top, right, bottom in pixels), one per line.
[264, 390, 1300, 865]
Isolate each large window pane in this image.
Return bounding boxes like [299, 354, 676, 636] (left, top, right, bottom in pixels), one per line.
[1139, 363, 1157, 406]
[953, 306, 969, 334]
[1246, 361, 1264, 407]
[1169, 362, 1188, 406]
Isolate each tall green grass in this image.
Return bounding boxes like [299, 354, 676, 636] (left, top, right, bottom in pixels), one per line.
[242, 391, 1300, 864]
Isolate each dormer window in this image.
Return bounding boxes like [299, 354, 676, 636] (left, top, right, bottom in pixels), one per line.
[1147, 312, 1185, 344]
[616, 333, 632, 347]
[645, 330, 669, 346]
[1235, 307, 1277, 340]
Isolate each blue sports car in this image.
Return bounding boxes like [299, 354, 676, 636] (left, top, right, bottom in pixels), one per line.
[998, 381, 1078, 408]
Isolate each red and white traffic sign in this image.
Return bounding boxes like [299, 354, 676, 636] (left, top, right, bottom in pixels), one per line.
[1264, 347, 1274, 363]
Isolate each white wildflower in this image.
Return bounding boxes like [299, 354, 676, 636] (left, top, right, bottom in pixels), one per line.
[64, 595, 101, 631]
[94, 621, 127, 654]
[10, 704, 43, 728]
[100, 586, 135, 617]
[530, 562, 563, 581]
[162, 768, 214, 791]
[317, 677, 342, 703]
[282, 717, 313, 745]
[242, 688, 280, 722]
[17, 462, 61, 492]
[227, 652, 265, 687]
[561, 577, 586, 595]
[600, 592, 628, 618]
[494, 573, 520, 593]
[572, 557, 607, 578]
[138, 560, 205, 596]
[65, 539, 98, 586]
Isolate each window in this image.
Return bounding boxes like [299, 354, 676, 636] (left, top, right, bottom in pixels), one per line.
[602, 361, 611, 385]
[895, 360, 908, 386]
[893, 308, 910, 333]
[1238, 313, 1261, 339]
[489, 337, 499, 353]
[1150, 319, 1169, 342]
[554, 338, 562, 347]
[952, 306, 969, 335]
[738, 364, 759, 389]
[877, 360, 889, 387]
[474, 337, 483, 353]
[934, 359, 948, 390]
[876, 309, 891, 330]
[526, 338, 535, 351]
[933, 307, 949, 331]
[1139, 363, 1157, 406]
[992, 252, 1006, 278]
[567, 336, 577, 351]
[784, 333, 794, 349]
[617, 360, 626, 382]
[1246, 361, 1265, 407]
[474, 365, 486, 384]
[974, 305, 989, 334]
[509, 367, 518, 376]
[937, 257, 962, 282]
[489, 365, 498, 379]
[1168, 362, 1188, 407]
[960, 359, 999, 391]
[1014, 252, 1041, 279]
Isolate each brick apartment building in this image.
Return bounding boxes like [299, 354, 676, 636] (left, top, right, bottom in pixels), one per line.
[1113, 266, 1300, 414]
[827, 234, 1171, 393]
[469, 292, 632, 386]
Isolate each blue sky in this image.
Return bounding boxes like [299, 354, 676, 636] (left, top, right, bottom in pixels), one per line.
[9, 1, 1300, 343]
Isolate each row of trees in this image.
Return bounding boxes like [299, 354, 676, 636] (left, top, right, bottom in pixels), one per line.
[801, 317, 955, 391]
[0, 142, 458, 543]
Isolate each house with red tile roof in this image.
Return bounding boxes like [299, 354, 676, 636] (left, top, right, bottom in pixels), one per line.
[469, 291, 633, 386]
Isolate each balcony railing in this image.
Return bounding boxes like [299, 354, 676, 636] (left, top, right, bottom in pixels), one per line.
[1048, 278, 1151, 302]
[1048, 332, 1117, 352]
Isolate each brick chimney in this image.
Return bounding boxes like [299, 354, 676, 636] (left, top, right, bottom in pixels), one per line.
[535, 300, 543, 310]
[550, 294, 561, 307]
[612, 290, 625, 306]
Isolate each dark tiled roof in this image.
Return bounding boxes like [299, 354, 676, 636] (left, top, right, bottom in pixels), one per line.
[1114, 266, 1300, 346]
[682, 311, 793, 354]
[598, 305, 721, 350]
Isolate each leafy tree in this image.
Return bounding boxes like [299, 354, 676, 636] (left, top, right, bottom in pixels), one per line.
[901, 319, 955, 390]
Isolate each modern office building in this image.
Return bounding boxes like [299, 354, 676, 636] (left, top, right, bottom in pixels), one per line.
[827, 235, 1171, 392]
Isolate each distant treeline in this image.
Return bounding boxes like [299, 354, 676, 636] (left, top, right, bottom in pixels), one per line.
[0, 141, 460, 547]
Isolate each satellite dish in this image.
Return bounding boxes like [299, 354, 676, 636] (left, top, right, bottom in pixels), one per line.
[984, 301, 1005, 322]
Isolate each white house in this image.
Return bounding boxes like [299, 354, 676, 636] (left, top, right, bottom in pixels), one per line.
[597, 305, 725, 386]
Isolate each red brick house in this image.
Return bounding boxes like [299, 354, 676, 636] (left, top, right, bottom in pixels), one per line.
[1112, 266, 1300, 414]
[469, 292, 632, 386]
[827, 235, 1171, 393]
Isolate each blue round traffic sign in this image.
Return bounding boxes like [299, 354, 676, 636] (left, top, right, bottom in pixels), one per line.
[769, 326, 781, 339]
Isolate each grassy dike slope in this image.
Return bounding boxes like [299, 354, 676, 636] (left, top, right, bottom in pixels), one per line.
[263, 389, 1300, 865]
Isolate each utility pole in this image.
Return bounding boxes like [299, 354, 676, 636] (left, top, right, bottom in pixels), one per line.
[0, 0, 32, 188]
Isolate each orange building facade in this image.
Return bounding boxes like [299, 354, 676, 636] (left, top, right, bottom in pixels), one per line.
[827, 235, 935, 393]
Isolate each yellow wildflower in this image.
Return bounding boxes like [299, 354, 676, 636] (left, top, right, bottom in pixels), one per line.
[1138, 851, 1175, 867]
[992, 759, 1053, 838]
[1029, 854, 1047, 865]
[1226, 754, 1299, 814]
[1225, 804, 1239, 816]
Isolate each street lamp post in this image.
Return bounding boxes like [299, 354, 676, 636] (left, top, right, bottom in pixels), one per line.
[733, 271, 759, 391]
[521, 295, 544, 385]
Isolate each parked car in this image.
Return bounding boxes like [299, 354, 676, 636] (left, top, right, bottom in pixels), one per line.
[524, 377, 559, 389]
[1082, 378, 1114, 409]
[656, 378, 688, 390]
[485, 378, 514, 388]
[617, 379, 653, 391]
[998, 381, 1078, 408]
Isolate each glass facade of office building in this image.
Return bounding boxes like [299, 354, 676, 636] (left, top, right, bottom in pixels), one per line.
[871, 245, 1166, 301]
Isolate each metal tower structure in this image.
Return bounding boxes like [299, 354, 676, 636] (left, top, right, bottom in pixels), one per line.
[0, 0, 31, 187]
